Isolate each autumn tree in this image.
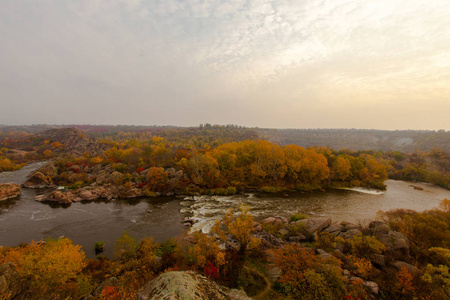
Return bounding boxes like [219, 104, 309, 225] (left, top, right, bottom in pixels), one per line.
[213, 205, 260, 256]
[0, 238, 87, 299]
[187, 153, 220, 188]
[284, 145, 330, 188]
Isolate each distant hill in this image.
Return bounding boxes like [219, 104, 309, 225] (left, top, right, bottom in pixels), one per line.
[257, 128, 450, 153]
[0, 125, 448, 153]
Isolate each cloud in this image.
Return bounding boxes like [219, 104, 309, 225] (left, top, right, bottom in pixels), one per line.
[0, 0, 449, 129]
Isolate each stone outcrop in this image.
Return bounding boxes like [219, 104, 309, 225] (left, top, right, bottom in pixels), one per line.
[35, 190, 75, 204]
[369, 221, 409, 258]
[22, 171, 53, 188]
[324, 221, 362, 239]
[136, 271, 251, 300]
[261, 216, 288, 227]
[0, 183, 21, 201]
[36, 127, 108, 156]
[295, 217, 332, 234]
[0, 262, 21, 299]
[390, 260, 421, 275]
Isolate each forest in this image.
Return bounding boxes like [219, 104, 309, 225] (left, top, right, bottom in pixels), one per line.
[1, 125, 449, 192]
[0, 125, 449, 299]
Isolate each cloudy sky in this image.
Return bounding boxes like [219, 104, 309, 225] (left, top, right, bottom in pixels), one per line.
[1, 0, 449, 130]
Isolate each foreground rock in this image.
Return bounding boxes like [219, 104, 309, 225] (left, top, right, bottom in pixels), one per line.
[0, 183, 21, 201]
[137, 271, 252, 300]
[0, 262, 21, 299]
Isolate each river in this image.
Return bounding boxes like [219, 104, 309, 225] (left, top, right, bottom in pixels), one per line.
[1, 162, 450, 258]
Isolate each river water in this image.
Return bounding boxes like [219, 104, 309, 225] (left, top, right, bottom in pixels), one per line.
[1, 162, 450, 258]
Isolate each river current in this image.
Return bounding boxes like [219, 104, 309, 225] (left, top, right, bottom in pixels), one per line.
[1, 162, 450, 258]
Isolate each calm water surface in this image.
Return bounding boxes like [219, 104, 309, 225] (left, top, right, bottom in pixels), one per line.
[1, 162, 450, 257]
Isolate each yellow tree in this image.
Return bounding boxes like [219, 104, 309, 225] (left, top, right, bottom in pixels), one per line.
[213, 205, 260, 256]
[284, 145, 330, 188]
[187, 153, 220, 188]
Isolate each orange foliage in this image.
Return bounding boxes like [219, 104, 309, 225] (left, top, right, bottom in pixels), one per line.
[395, 266, 415, 296]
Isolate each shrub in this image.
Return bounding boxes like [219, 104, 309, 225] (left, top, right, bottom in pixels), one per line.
[346, 235, 385, 258]
[289, 213, 308, 222]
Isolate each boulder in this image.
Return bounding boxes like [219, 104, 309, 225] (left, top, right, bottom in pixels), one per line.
[369, 221, 409, 258]
[376, 230, 409, 257]
[316, 248, 332, 259]
[267, 264, 282, 282]
[261, 217, 276, 225]
[324, 224, 342, 236]
[261, 216, 288, 226]
[338, 228, 362, 239]
[390, 261, 421, 275]
[340, 221, 359, 230]
[369, 221, 390, 235]
[137, 271, 251, 300]
[95, 170, 110, 185]
[296, 217, 332, 234]
[254, 232, 285, 248]
[289, 235, 306, 243]
[22, 171, 52, 188]
[36, 162, 58, 179]
[0, 183, 21, 201]
[125, 188, 142, 198]
[36, 191, 74, 204]
[371, 254, 386, 268]
[78, 189, 99, 201]
[106, 171, 123, 184]
[363, 280, 379, 296]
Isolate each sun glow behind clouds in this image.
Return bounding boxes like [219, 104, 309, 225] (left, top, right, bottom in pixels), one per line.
[0, 0, 449, 129]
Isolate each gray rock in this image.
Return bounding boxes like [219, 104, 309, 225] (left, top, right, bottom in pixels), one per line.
[324, 224, 342, 236]
[341, 221, 359, 230]
[78, 189, 99, 201]
[338, 228, 362, 239]
[316, 248, 332, 259]
[371, 254, 386, 268]
[267, 264, 282, 282]
[296, 217, 332, 234]
[261, 217, 276, 224]
[369, 221, 390, 235]
[289, 235, 306, 243]
[363, 280, 379, 295]
[390, 261, 421, 275]
[376, 230, 409, 255]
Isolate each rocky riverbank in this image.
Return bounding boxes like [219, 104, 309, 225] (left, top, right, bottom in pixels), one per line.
[233, 215, 414, 298]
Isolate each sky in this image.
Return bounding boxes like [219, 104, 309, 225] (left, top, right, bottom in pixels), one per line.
[1, 0, 449, 130]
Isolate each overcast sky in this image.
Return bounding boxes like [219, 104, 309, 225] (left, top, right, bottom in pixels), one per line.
[1, 0, 449, 130]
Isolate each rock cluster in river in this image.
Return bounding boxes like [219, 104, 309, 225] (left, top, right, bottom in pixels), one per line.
[0, 183, 21, 201]
[24, 161, 186, 203]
